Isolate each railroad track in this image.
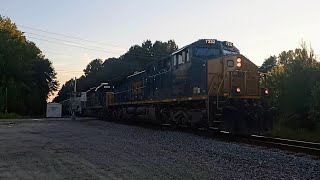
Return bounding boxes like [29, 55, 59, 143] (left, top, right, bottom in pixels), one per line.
[161, 124, 320, 157]
[243, 135, 320, 157]
[84, 119, 320, 157]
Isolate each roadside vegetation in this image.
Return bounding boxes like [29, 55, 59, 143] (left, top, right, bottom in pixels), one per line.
[272, 123, 320, 143]
[0, 16, 58, 116]
[260, 42, 320, 142]
[0, 113, 20, 119]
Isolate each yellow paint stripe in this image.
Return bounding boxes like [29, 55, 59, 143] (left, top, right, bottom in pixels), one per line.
[228, 95, 261, 99]
[109, 95, 208, 106]
[109, 95, 261, 106]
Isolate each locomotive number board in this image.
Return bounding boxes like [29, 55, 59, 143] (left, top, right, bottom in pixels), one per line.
[205, 39, 216, 44]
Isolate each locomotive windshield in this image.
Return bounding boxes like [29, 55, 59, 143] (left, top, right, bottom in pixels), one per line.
[191, 39, 221, 59]
[191, 39, 240, 59]
[193, 47, 221, 58]
[221, 41, 240, 55]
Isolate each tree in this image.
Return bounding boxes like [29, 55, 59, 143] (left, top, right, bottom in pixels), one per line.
[0, 15, 58, 115]
[308, 82, 320, 130]
[54, 40, 178, 102]
[53, 79, 74, 103]
[265, 41, 320, 130]
[259, 55, 277, 73]
[83, 59, 103, 76]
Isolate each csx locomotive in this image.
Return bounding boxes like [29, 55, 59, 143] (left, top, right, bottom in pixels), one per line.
[81, 39, 273, 135]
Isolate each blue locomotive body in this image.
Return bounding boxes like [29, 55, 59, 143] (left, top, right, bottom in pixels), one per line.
[113, 39, 240, 104]
[84, 39, 272, 135]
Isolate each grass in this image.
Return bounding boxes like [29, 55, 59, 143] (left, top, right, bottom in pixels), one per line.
[0, 113, 21, 119]
[272, 121, 320, 143]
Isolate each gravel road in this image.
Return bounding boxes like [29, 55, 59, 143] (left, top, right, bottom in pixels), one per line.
[0, 118, 319, 180]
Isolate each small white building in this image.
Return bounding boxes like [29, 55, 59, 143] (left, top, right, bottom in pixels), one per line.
[46, 103, 62, 118]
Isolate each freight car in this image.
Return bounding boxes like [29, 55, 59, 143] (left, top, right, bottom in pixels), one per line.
[83, 39, 273, 135]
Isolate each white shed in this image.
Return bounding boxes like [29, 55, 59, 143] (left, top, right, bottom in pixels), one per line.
[46, 103, 62, 118]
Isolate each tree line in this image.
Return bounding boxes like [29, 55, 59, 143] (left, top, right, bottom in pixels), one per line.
[259, 42, 320, 140]
[53, 40, 178, 102]
[0, 16, 58, 115]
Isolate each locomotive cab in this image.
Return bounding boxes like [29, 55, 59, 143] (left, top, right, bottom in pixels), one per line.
[207, 54, 259, 97]
[206, 53, 272, 135]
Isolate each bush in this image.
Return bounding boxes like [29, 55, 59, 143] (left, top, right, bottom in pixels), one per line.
[308, 82, 320, 129]
[0, 113, 20, 119]
[272, 120, 320, 143]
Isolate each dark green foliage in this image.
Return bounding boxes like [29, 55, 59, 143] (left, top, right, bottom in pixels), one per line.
[54, 39, 178, 101]
[0, 16, 58, 115]
[53, 79, 74, 103]
[262, 41, 320, 137]
[83, 59, 103, 76]
[308, 82, 320, 129]
[259, 55, 277, 73]
[0, 112, 20, 119]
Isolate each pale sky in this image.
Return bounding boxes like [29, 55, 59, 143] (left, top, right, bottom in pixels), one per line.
[1, 0, 320, 89]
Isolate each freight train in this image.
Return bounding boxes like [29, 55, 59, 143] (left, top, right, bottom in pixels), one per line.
[71, 39, 273, 135]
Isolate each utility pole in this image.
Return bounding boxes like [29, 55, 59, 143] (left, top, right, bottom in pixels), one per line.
[71, 77, 77, 120]
[5, 87, 7, 114]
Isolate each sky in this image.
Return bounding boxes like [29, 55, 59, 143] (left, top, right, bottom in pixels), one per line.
[1, 0, 320, 96]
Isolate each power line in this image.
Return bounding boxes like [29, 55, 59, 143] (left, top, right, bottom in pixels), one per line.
[28, 36, 169, 58]
[43, 51, 165, 61]
[54, 55, 164, 74]
[19, 25, 174, 76]
[44, 51, 73, 57]
[56, 70, 84, 72]
[42, 49, 167, 61]
[20, 25, 173, 57]
[20, 25, 171, 56]
[33, 35, 169, 57]
[18, 24, 124, 48]
[25, 32, 126, 53]
[28, 36, 118, 54]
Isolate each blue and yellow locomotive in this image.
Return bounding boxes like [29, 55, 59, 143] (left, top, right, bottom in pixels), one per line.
[89, 39, 273, 135]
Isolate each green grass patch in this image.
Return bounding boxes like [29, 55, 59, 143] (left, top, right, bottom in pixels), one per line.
[0, 113, 21, 119]
[272, 122, 320, 143]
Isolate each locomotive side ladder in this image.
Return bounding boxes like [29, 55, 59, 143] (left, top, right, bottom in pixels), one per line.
[213, 74, 226, 129]
[207, 73, 225, 130]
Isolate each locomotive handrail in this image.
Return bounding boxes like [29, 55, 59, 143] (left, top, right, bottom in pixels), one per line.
[148, 68, 171, 78]
[208, 73, 220, 95]
[113, 86, 146, 95]
[216, 71, 227, 109]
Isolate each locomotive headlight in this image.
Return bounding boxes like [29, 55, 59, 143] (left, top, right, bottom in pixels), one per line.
[236, 87, 241, 93]
[236, 58, 242, 67]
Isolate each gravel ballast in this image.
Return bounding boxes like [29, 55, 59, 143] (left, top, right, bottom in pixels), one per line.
[0, 118, 319, 179]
